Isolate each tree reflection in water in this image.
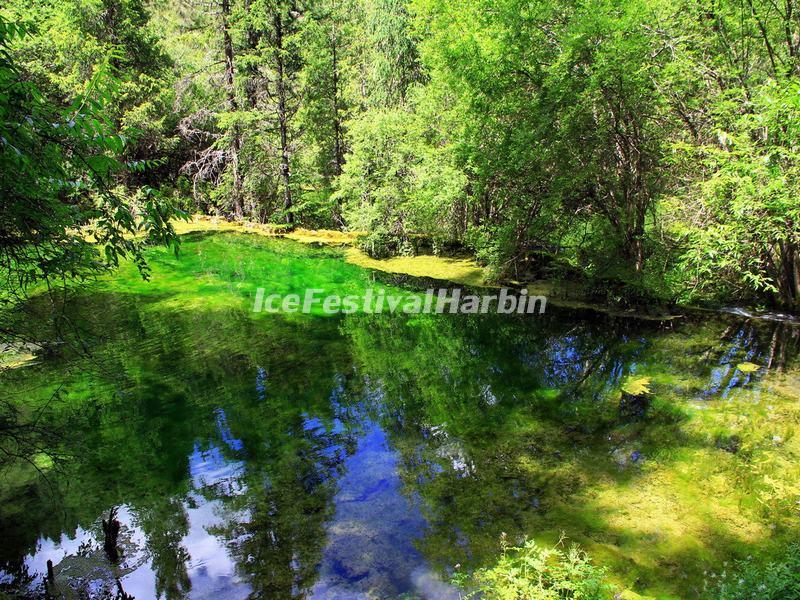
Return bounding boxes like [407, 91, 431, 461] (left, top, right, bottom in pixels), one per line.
[0, 237, 798, 599]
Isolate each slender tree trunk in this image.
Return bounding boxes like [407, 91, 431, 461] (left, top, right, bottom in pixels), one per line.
[244, 0, 260, 109]
[630, 205, 646, 274]
[221, 0, 243, 219]
[630, 237, 645, 274]
[331, 33, 344, 177]
[274, 12, 293, 225]
[777, 241, 800, 309]
[331, 26, 345, 226]
[793, 246, 800, 307]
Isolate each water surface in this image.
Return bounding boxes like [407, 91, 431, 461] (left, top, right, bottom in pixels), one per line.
[1, 233, 798, 599]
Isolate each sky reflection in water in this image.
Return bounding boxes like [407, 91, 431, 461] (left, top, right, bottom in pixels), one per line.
[1, 235, 798, 599]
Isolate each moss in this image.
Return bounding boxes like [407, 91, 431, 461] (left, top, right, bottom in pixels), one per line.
[288, 227, 363, 245]
[344, 247, 488, 287]
[512, 364, 800, 598]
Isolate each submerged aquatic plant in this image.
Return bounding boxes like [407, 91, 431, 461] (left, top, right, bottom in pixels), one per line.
[456, 534, 609, 599]
[621, 376, 652, 396]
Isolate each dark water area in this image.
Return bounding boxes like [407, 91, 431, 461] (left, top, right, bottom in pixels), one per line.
[1, 233, 798, 599]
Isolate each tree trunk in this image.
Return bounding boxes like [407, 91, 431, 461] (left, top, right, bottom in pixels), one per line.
[221, 0, 243, 219]
[331, 28, 345, 226]
[244, 0, 260, 109]
[627, 195, 647, 274]
[629, 235, 645, 274]
[777, 241, 800, 310]
[331, 33, 344, 177]
[274, 12, 293, 225]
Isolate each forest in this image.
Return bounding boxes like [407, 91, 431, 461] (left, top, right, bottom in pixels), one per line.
[1, 0, 800, 598]
[2, 0, 800, 310]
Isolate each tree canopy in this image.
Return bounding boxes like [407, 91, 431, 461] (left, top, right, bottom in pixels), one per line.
[1, 0, 799, 309]
[0, 12, 182, 344]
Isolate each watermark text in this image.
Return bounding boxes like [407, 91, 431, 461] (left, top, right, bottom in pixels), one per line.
[253, 288, 546, 315]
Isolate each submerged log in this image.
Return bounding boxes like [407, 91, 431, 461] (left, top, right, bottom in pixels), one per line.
[619, 391, 651, 420]
[116, 578, 135, 600]
[43, 559, 55, 598]
[102, 507, 121, 564]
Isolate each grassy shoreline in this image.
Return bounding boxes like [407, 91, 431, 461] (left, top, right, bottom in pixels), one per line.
[172, 216, 490, 288]
[172, 217, 691, 319]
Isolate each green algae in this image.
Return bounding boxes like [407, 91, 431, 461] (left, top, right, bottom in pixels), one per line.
[173, 216, 489, 287]
[622, 376, 653, 396]
[344, 247, 488, 287]
[0, 231, 798, 599]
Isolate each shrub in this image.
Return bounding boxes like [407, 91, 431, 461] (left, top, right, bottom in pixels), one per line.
[455, 535, 609, 599]
[711, 545, 800, 600]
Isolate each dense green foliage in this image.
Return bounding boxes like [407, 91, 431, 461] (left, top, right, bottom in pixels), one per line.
[454, 536, 608, 599]
[0, 11, 182, 347]
[3, 0, 798, 309]
[711, 544, 800, 599]
[405, 0, 800, 308]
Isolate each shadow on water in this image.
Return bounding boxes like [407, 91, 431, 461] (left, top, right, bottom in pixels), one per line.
[0, 233, 798, 599]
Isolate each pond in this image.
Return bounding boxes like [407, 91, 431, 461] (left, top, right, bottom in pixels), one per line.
[1, 232, 798, 599]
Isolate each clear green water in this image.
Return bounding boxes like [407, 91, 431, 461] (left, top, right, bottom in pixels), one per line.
[0, 232, 798, 599]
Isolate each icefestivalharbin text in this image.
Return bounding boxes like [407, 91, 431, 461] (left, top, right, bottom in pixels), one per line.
[253, 288, 547, 315]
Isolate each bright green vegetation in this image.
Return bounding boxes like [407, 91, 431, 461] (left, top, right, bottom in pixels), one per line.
[454, 537, 609, 599]
[0, 232, 798, 598]
[0, 13, 181, 299]
[710, 544, 800, 600]
[171, 216, 490, 286]
[2, 0, 799, 310]
[1, 0, 799, 592]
